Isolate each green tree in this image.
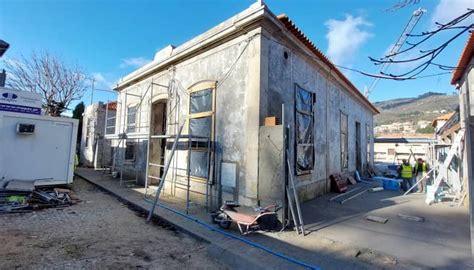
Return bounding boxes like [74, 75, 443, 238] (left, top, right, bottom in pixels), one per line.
[416, 125, 435, 134]
[72, 102, 85, 144]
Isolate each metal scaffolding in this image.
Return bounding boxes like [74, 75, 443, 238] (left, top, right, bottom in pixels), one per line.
[100, 77, 213, 213]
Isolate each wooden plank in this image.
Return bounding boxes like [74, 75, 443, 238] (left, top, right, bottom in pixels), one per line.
[340, 188, 369, 204]
[264, 116, 279, 126]
[329, 187, 363, 202]
[347, 176, 357, 185]
[370, 187, 384, 192]
[397, 214, 424, 222]
[366, 215, 388, 224]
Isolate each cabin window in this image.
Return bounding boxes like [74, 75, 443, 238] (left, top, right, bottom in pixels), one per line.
[295, 85, 315, 175]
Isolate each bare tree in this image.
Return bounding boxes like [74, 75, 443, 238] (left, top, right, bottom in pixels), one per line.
[5, 52, 86, 116]
[369, 8, 474, 80]
[386, 0, 421, 12]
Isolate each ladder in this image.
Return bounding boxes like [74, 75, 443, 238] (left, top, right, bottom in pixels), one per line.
[426, 129, 465, 204]
[147, 124, 185, 222]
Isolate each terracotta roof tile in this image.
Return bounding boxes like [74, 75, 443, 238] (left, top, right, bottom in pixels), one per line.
[451, 31, 474, 85]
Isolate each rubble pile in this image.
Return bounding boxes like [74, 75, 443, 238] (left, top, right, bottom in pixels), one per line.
[0, 180, 79, 214]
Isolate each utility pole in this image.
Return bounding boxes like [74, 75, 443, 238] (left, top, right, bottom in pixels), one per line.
[90, 78, 95, 106]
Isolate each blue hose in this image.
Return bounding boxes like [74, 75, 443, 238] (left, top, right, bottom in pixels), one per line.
[144, 198, 320, 270]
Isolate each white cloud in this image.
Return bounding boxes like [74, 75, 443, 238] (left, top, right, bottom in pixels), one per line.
[91, 72, 115, 89]
[325, 15, 373, 66]
[431, 0, 473, 27]
[119, 57, 151, 68]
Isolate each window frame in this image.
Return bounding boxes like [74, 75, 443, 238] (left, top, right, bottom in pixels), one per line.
[340, 111, 349, 170]
[187, 81, 216, 182]
[126, 104, 138, 133]
[294, 84, 315, 176]
[124, 141, 136, 161]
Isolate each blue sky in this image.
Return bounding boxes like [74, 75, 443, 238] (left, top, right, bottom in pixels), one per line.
[1, 0, 473, 112]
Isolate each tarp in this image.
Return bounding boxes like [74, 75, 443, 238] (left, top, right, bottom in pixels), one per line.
[295, 86, 314, 174]
[190, 89, 212, 114]
[189, 117, 211, 138]
[190, 151, 209, 179]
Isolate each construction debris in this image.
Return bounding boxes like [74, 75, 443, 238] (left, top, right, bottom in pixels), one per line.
[0, 185, 79, 214]
[397, 214, 424, 222]
[330, 173, 348, 193]
[366, 215, 389, 224]
[340, 188, 370, 204]
[370, 187, 384, 192]
[347, 176, 357, 185]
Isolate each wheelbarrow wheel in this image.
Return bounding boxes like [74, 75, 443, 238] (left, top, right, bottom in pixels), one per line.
[218, 219, 231, 229]
[216, 213, 231, 229]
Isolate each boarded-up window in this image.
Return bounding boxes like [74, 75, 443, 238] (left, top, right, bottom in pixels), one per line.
[295, 85, 315, 175]
[125, 141, 135, 161]
[341, 112, 348, 169]
[188, 81, 215, 180]
[127, 105, 137, 133]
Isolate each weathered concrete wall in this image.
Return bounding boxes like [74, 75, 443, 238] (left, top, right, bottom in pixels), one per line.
[258, 125, 284, 210]
[259, 26, 375, 202]
[113, 28, 263, 208]
[457, 56, 474, 256]
[80, 102, 113, 168]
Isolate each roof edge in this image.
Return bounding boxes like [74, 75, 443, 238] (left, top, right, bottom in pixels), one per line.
[275, 14, 379, 114]
[451, 31, 474, 85]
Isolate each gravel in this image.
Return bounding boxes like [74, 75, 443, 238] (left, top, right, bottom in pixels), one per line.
[0, 177, 225, 269]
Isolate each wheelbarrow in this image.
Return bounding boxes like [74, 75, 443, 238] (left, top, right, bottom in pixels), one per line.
[212, 201, 280, 235]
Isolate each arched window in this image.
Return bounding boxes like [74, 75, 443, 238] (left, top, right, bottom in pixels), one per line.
[187, 81, 216, 180]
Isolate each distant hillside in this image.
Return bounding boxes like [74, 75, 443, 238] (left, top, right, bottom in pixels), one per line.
[374, 92, 458, 126]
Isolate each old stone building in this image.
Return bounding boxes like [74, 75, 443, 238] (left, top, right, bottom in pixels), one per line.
[451, 31, 474, 256]
[80, 102, 116, 168]
[105, 2, 378, 208]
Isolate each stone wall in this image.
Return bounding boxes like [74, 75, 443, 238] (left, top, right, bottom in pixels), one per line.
[259, 26, 375, 202]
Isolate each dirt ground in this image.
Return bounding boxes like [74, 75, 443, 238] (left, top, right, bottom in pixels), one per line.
[0, 177, 225, 269]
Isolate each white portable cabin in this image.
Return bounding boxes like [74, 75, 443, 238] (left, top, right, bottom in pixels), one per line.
[0, 87, 78, 186]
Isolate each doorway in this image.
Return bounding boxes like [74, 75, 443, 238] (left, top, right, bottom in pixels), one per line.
[149, 100, 167, 184]
[355, 121, 362, 172]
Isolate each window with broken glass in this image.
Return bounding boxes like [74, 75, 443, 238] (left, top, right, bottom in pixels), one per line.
[188, 82, 215, 180]
[295, 85, 315, 175]
[127, 105, 137, 133]
[340, 112, 349, 170]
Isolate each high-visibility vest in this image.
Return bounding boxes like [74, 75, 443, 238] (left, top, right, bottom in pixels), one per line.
[401, 164, 413, 178]
[415, 162, 427, 173]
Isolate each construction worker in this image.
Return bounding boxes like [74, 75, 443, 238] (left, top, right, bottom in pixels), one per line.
[414, 158, 429, 193]
[398, 159, 414, 192]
